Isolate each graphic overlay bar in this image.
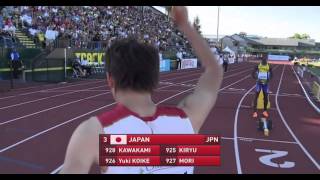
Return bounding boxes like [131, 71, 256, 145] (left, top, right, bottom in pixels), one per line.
[100, 134, 220, 145]
[161, 145, 220, 156]
[161, 156, 220, 166]
[100, 156, 220, 166]
[100, 156, 161, 166]
[100, 145, 161, 156]
[99, 134, 221, 167]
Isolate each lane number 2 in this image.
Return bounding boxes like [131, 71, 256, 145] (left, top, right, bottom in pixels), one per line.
[255, 149, 295, 168]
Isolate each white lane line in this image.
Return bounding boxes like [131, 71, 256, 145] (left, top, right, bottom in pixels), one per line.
[228, 88, 246, 91]
[291, 66, 320, 113]
[239, 105, 277, 111]
[50, 164, 63, 174]
[0, 74, 205, 126]
[233, 85, 256, 174]
[0, 85, 107, 110]
[0, 80, 105, 100]
[237, 137, 298, 145]
[276, 65, 320, 170]
[160, 65, 250, 82]
[39, 90, 109, 93]
[220, 91, 306, 99]
[160, 67, 254, 85]
[217, 136, 298, 145]
[0, 92, 111, 126]
[0, 102, 117, 154]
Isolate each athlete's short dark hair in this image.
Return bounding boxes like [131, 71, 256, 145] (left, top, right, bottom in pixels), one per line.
[106, 38, 159, 92]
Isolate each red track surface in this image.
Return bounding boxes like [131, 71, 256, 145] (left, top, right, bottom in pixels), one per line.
[0, 62, 319, 174]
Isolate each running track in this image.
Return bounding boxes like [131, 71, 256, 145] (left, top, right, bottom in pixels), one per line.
[0, 62, 319, 174]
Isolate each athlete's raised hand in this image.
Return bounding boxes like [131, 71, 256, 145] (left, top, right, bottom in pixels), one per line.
[171, 6, 190, 28]
[172, 6, 224, 133]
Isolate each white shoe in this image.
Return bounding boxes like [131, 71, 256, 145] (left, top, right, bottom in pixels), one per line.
[264, 128, 269, 136]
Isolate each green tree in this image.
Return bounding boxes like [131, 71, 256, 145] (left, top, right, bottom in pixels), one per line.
[301, 33, 310, 39]
[290, 33, 310, 39]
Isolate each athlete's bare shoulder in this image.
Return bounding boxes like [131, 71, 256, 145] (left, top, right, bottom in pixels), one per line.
[79, 116, 103, 133]
[60, 117, 103, 173]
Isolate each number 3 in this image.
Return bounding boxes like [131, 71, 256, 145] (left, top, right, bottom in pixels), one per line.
[255, 149, 295, 168]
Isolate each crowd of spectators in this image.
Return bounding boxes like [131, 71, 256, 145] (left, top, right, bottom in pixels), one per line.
[0, 6, 194, 58]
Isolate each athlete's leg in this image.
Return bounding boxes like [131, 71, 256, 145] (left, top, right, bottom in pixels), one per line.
[262, 84, 269, 117]
[253, 83, 261, 117]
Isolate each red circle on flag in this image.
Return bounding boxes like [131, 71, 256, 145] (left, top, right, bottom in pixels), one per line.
[116, 137, 122, 142]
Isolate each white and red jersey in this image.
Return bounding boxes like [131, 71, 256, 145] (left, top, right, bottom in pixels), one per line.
[97, 103, 195, 174]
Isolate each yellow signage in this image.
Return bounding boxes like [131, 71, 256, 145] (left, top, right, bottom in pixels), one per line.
[74, 52, 105, 64]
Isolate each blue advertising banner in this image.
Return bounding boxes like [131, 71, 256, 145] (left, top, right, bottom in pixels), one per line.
[160, 59, 171, 72]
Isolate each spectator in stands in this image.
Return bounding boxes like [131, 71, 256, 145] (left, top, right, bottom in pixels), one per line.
[37, 31, 45, 48]
[0, 14, 3, 29]
[5, 6, 194, 56]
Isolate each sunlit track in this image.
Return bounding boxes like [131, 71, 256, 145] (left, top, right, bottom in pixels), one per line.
[275, 66, 320, 170]
[1, 62, 317, 174]
[233, 64, 320, 174]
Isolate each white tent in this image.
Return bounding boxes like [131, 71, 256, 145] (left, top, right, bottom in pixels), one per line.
[223, 46, 236, 64]
[223, 46, 235, 56]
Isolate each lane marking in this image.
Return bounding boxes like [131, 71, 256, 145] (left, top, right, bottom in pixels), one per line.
[276, 65, 320, 170]
[228, 88, 246, 91]
[233, 85, 255, 174]
[255, 149, 295, 168]
[50, 164, 63, 174]
[233, 65, 280, 174]
[0, 92, 110, 126]
[221, 136, 298, 144]
[39, 90, 109, 93]
[240, 105, 277, 111]
[291, 66, 320, 113]
[0, 103, 117, 154]
[0, 80, 105, 100]
[238, 137, 298, 145]
[0, 85, 107, 110]
[159, 65, 253, 82]
[0, 73, 208, 126]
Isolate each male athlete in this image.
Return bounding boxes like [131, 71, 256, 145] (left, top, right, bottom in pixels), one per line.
[60, 6, 223, 174]
[252, 55, 273, 118]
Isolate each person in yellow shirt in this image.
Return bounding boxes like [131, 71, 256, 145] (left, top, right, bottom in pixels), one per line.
[37, 32, 45, 48]
[252, 55, 273, 118]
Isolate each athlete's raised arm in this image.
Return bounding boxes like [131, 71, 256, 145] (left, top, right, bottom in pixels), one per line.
[173, 6, 223, 133]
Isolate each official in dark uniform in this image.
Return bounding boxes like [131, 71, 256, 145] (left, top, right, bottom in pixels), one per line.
[10, 49, 21, 79]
